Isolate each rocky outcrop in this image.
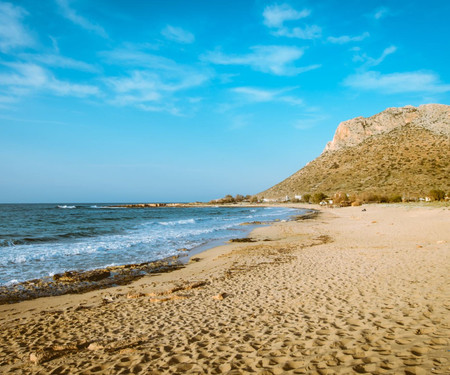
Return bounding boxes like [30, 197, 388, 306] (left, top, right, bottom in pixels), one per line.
[324, 104, 449, 153]
[258, 104, 450, 199]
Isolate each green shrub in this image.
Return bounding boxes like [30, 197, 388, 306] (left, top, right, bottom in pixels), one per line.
[301, 194, 311, 203]
[429, 189, 445, 201]
[389, 195, 402, 203]
[312, 192, 327, 204]
[250, 196, 259, 203]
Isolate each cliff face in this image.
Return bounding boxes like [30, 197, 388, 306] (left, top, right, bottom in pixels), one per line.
[258, 104, 450, 199]
[324, 104, 449, 152]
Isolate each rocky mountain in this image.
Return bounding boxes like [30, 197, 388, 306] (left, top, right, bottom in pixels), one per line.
[258, 104, 450, 200]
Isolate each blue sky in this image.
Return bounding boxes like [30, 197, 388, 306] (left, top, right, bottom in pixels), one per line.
[0, 0, 449, 203]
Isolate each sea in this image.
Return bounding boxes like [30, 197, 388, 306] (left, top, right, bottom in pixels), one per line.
[0, 204, 304, 286]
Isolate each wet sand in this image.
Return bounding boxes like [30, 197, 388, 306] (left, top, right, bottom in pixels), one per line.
[0, 204, 449, 374]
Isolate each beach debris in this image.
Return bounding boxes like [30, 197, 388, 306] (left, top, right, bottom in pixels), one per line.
[239, 221, 263, 225]
[147, 281, 207, 297]
[53, 269, 111, 283]
[101, 294, 115, 304]
[127, 292, 145, 299]
[149, 295, 189, 303]
[189, 257, 201, 263]
[0, 257, 184, 305]
[177, 247, 189, 252]
[213, 292, 227, 300]
[229, 238, 256, 243]
[29, 343, 88, 364]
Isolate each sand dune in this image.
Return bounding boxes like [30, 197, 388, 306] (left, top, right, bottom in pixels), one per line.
[0, 204, 449, 374]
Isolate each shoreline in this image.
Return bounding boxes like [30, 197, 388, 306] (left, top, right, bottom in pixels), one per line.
[1, 203, 448, 374]
[0, 206, 312, 304]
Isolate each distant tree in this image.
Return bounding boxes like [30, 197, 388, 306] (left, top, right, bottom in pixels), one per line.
[389, 195, 402, 203]
[379, 196, 389, 203]
[250, 196, 259, 203]
[302, 194, 311, 203]
[333, 191, 349, 204]
[235, 194, 244, 202]
[312, 192, 327, 204]
[429, 189, 445, 201]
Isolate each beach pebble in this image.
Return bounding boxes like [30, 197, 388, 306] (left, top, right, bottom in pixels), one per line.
[213, 292, 227, 301]
[87, 343, 104, 351]
[29, 352, 40, 364]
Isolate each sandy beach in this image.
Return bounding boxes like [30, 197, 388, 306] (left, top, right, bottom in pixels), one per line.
[0, 204, 449, 374]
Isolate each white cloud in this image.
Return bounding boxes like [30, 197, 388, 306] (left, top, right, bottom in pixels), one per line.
[56, 0, 107, 38]
[344, 70, 450, 94]
[328, 32, 370, 44]
[102, 47, 212, 114]
[0, 1, 34, 52]
[161, 25, 195, 44]
[373, 6, 390, 20]
[353, 45, 397, 67]
[103, 52, 211, 115]
[232, 86, 303, 106]
[0, 62, 99, 97]
[263, 3, 310, 28]
[233, 87, 278, 102]
[101, 48, 174, 70]
[19, 53, 98, 72]
[263, 3, 321, 40]
[274, 25, 322, 39]
[203, 45, 320, 76]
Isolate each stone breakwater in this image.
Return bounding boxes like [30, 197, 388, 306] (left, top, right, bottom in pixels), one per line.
[0, 256, 183, 304]
[109, 203, 195, 208]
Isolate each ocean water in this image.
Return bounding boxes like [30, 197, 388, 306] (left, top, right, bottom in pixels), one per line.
[0, 204, 303, 285]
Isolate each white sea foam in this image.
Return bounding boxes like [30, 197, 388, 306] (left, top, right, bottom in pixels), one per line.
[159, 218, 196, 226]
[57, 205, 76, 209]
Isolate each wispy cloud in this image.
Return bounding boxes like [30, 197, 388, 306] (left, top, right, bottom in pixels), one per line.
[0, 1, 34, 52]
[0, 62, 99, 98]
[274, 25, 322, 39]
[19, 53, 99, 72]
[55, 0, 107, 38]
[232, 86, 303, 106]
[372, 6, 390, 20]
[344, 70, 450, 94]
[103, 49, 211, 114]
[263, 3, 321, 40]
[203, 45, 320, 76]
[161, 25, 195, 44]
[353, 45, 397, 67]
[263, 3, 310, 28]
[328, 32, 370, 44]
